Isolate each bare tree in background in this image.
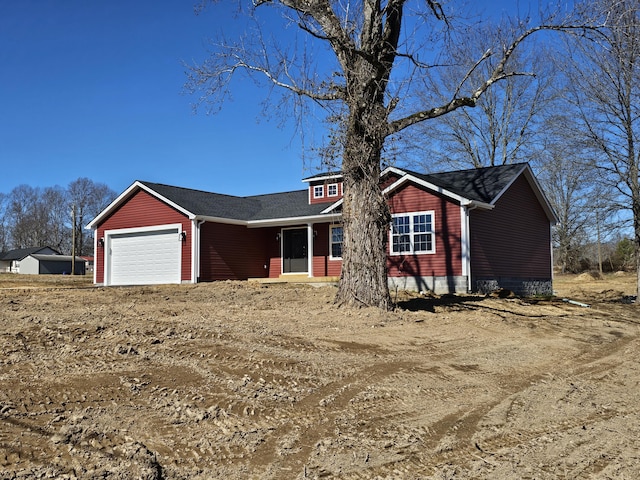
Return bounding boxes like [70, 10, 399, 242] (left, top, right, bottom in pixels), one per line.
[538, 135, 597, 273]
[187, 1, 595, 308]
[1, 180, 116, 256]
[42, 186, 70, 253]
[416, 17, 557, 171]
[68, 178, 117, 256]
[7, 185, 51, 249]
[563, 0, 640, 298]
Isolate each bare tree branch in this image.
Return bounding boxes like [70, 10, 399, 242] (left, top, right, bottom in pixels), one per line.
[388, 24, 600, 135]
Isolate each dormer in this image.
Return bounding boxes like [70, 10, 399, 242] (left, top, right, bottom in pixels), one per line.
[303, 172, 343, 205]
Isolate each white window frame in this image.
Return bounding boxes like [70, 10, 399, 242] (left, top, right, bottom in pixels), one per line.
[389, 211, 435, 255]
[327, 183, 339, 197]
[313, 185, 324, 198]
[329, 225, 343, 260]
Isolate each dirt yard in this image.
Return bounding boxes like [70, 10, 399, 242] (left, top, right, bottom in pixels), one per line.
[0, 272, 638, 479]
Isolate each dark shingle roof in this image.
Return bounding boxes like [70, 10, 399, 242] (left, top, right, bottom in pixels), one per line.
[135, 164, 528, 223]
[139, 182, 329, 221]
[0, 247, 60, 261]
[399, 163, 527, 204]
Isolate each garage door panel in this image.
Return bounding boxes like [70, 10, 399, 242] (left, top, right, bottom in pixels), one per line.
[108, 228, 181, 285]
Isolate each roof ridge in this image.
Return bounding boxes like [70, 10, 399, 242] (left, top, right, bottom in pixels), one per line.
[247, 188, 308, 199]
[303, 162, 529, 180]
[139, 180, 245, 200]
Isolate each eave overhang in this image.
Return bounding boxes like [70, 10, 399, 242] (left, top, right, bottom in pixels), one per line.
[302, 172, 343, 183]
[191, 213, 343, 228]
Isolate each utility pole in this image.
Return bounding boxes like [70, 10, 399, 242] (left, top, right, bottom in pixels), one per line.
[596, 207, 603, 275]
[71, 204, 76, 276]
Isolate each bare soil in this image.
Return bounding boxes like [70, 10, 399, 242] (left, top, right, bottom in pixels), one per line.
[0, 273, 639, 479]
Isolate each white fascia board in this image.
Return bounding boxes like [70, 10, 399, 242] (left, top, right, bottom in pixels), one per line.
[136, 183, 195, 219]
[381, 166, 408, 177]
[383, 174, 493, 209]
[86, 181, 141, 230]
[302, 173, 343, 183]
[194, 213, 343, 228]
[86, 181, 196, 229]
[321, 199, 343, 214]
[193, 215, 249, 226]
[247, 213, 342, 228]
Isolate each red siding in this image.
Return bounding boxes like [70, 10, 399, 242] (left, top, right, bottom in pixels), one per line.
[470, 175, 551, 278]
[386, 184, 463, 278]
[199, 223, 271, 281]
[380, 172, 401, 190]
[264, 227, 282, 278]
[309, 181, 343, 204]
[312, 223, 342, 277]
[95, 189, 192, 284]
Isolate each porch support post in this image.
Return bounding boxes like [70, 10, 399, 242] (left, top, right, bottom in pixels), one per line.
[461, 204, 473, 293]
[307, 223, 314, 278]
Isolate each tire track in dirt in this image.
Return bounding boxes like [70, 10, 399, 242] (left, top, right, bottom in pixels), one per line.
[247, 360, 415, 479]
[404, 331, 638, 477]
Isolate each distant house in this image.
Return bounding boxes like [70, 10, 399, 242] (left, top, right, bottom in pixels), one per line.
[81, 256, 94, 273]
[20, 254, 86, 275]
[0, 247, 60, 273]
[87, 163, 557, 296]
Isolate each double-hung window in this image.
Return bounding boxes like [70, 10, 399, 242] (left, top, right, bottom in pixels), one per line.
[330, 225, 343, 259]
[327, 183, 338, 197]
[390, 211, 435, 255]
[313, 185, 324, 198]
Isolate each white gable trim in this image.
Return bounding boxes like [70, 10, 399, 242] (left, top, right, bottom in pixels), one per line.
[302, 173, 343, 183]
[382, 174, 493, 209]
[381, 166, 408, 177]
[321, 199, 343, 214]
[86, 181, 196, 230]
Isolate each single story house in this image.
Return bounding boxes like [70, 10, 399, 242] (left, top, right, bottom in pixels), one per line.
[87, 163, 557, 295]
[19, 254, 86, 275]
[0, 247, 61, 273]
[81, 256, 94, 273]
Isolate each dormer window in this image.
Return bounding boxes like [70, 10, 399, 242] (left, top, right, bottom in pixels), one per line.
[304, 173, 343, 204]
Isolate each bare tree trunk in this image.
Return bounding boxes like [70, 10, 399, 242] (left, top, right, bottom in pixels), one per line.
[336, 106, 391, 309]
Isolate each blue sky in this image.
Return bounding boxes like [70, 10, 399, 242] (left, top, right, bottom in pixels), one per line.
[1, 1, 525, 198]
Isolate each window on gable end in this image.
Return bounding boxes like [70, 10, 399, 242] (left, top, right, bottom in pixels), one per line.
[390, 211, 435, 255]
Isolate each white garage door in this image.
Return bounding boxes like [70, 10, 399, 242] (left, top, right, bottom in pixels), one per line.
[107, 227, 181, 286]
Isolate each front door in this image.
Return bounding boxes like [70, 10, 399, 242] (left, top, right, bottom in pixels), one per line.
[282, 228, 308, 273]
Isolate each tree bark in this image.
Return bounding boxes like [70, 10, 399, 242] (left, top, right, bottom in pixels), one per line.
[335, 104, 391, 309]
